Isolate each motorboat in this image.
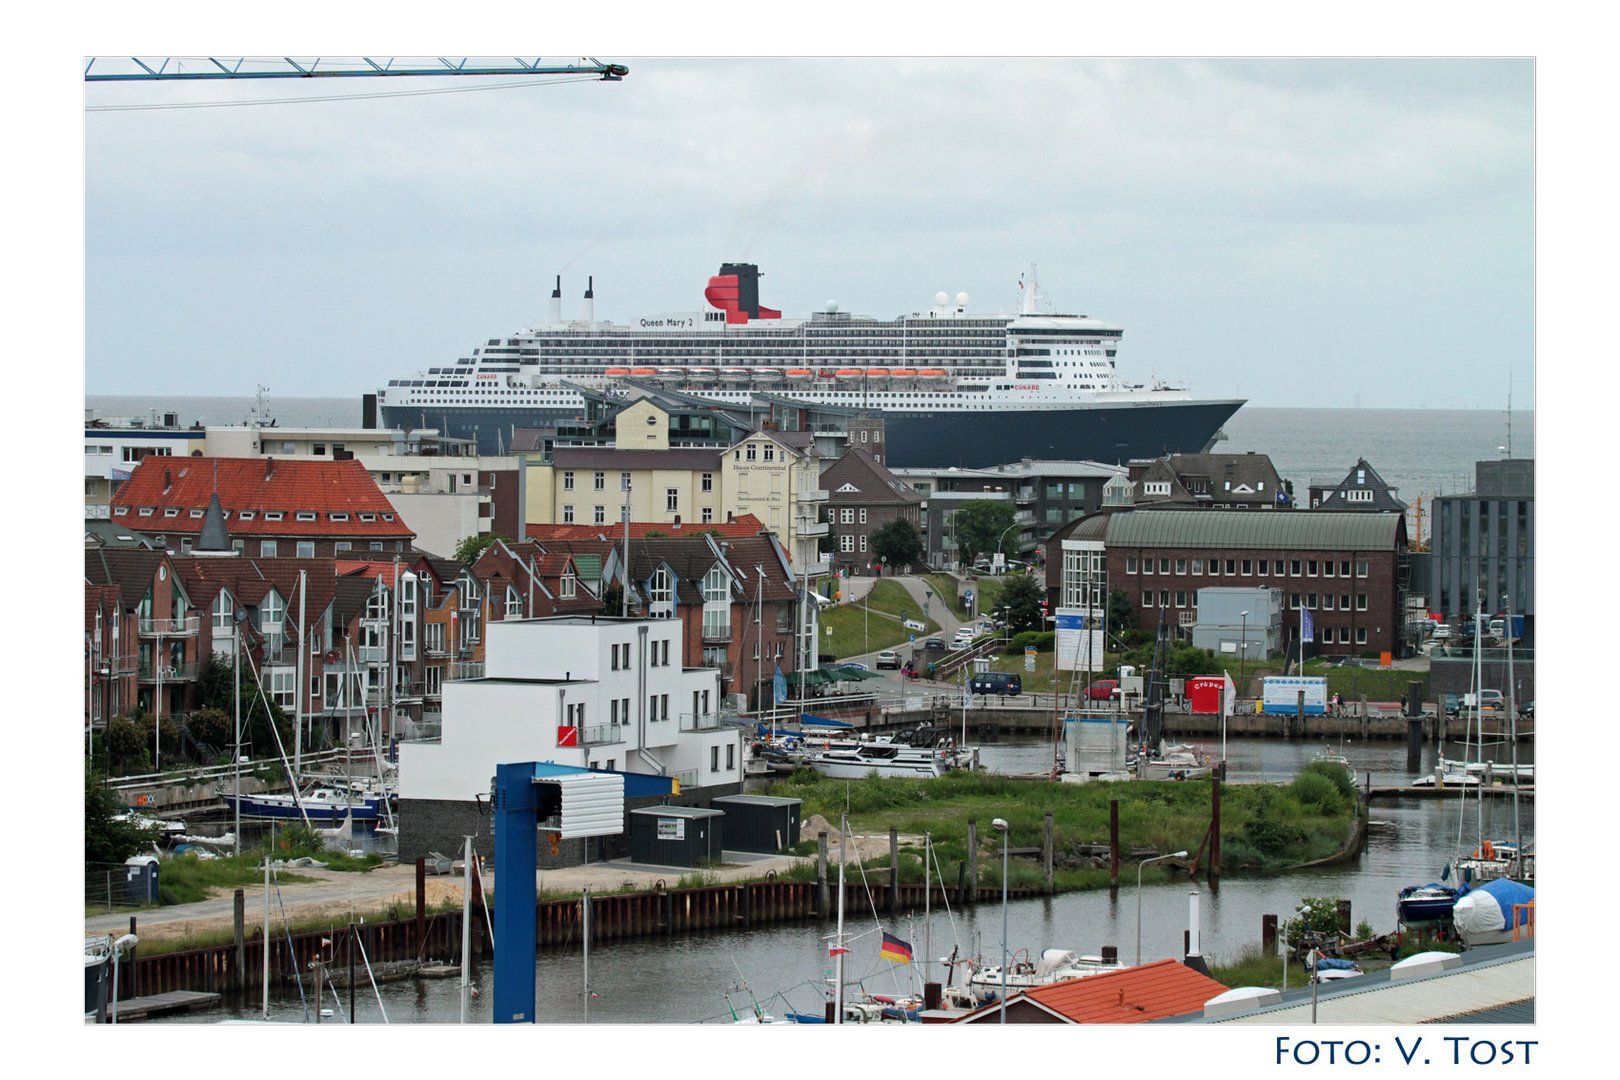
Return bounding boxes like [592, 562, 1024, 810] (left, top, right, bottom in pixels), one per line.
[1451, 878, 1535, 946]
[1136, 743, 1212, 781]
[808, 742, 947, 779]
[966, 948, 1126, 991]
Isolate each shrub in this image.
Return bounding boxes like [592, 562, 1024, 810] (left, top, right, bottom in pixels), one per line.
[1286, 771, 1346, 815]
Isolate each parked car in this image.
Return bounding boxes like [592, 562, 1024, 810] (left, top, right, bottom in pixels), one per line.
[1519, 700, 1535, 719]
[970, 671, 1022, 696]
[840, 662, 868, 672]
[1431, 624, 1452, 641]
[1086, 679, 1121, 701]
[925, 638, 946, 651]
[1443, 693, 1460, 716]
[875, 650, 901, 670]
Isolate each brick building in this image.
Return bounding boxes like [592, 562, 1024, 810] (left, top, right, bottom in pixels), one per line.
[820, 447, 923, 575]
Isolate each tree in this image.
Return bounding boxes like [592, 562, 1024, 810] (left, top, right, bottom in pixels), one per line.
[453, 533, 509, 564]
[870, 518, 923, 569]
[196, 654, 293, 761]
[949, 501, 1016, 566]
[85, 763, 155, 865]
[994, 574, 1046, 634]
[1106, 588, 1141, 648]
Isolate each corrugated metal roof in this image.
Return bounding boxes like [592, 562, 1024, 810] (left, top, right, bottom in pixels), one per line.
[1105, 510, 1403, 551]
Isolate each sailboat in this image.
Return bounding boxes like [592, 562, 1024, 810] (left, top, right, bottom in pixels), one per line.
[1397, 597, 1535, 927]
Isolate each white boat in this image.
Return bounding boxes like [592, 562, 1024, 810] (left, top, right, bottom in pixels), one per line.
[808, 742, 947, 779]
[1451, 878, 1536, 946]
[1311, 745, 1356, 786]
[966, 948, 1125, 992]
[1137, 743, 1212, 780]
[1438, 757, 1535, 783]
[375, 263, 1245, 467]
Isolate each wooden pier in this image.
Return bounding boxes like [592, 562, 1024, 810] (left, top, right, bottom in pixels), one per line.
[109, 990, 221, 1022]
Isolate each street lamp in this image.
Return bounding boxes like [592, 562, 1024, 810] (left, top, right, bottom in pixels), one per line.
[1238, 610, 1249, 705]
[991, 817, 1009, 1022]
[995, 522, 1020, 570]
[1135, 849, 1189, 966]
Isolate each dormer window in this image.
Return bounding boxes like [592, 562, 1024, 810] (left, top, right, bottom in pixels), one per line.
[296, 511, 317, 522]
[164, 508, 180, 517]
[189, 508, 205, 518]
[382, 513, 395, 522]
[239, 510, 256, 521]
[330, 512, 349, 522]
[359, 513, 376, 523]
[138, 507, 154, 517]
[265, 511, 285, 522]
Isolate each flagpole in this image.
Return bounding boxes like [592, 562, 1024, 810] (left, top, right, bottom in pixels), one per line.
[835, 812, 847, 1025]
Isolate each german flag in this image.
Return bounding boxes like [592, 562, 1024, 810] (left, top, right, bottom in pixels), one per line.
[879, 931, 913, 964]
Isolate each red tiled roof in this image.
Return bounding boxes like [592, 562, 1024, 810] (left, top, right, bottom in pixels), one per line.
[526, 514, 765, 542]
[109, 456, 413, 539]
[963, 960, 1229, 1024]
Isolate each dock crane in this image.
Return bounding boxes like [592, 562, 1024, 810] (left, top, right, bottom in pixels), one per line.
[84, 56, 627, 82]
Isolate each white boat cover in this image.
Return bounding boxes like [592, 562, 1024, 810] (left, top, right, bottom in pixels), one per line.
[1452, 878, 1535, 941]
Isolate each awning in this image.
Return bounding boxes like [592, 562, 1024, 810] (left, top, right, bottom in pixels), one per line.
[783, 669, 833, 687]
[797, 714, 855, 729]
[822, 665, 882, 681]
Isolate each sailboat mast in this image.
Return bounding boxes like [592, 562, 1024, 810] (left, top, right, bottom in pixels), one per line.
[460, 834, 473, 1023]
[835, 812, 847, 1025]
[1505, 598, 1522, 857]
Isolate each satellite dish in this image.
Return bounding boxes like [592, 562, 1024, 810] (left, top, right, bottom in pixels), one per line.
[234, 608, 248, 623]
[934, 291, 949, 306]
[955, 292, 970, 307]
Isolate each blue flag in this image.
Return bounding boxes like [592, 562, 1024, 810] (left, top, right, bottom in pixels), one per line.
[1301, 606, 1314, 645]
[773, 664, 787, 705]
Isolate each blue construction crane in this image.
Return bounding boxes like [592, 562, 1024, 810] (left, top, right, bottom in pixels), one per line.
[84, 56, 627, 82]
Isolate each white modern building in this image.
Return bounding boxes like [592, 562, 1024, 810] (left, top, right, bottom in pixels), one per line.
[398, 615, 743, 862]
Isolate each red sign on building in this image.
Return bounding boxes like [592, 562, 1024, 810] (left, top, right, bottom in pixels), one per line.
[557, 726, 579, 747]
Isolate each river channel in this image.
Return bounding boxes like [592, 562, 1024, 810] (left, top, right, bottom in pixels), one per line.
[167, 734, 1534, 1024]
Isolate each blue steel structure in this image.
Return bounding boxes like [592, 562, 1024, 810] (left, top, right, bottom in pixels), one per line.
[84, 57, 627, 82]
[490, 761, 674, 1024]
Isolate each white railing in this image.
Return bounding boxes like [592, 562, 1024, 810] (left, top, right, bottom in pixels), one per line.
[680, 712, 727, 732]
[138, 615, 200, 636]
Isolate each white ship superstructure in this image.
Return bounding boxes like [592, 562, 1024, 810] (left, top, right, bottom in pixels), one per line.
[377, 263, 1243, 466]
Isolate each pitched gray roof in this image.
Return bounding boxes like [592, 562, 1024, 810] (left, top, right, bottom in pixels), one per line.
[1104, 509, 1405, 550]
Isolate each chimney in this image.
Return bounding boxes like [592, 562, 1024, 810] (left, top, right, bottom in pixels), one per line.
[580, 276, 595, 323]
[162, 468, 172, 494]
[672, 515, 682, 528]
[549, 275, 562, 324]
[265, 457, 274, 480]
[726, 510, 735, 523]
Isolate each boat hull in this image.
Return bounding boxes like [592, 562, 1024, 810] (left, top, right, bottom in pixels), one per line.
[379, 396, 1244, 468]
[217, 791, 382, 822]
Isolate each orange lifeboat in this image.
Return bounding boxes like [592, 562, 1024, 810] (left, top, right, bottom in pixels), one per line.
[864, 368, 890, 378]
[629, 368, 657, 377]
[918, 369, 949, 379]
[604, 367, 632, 376]
[891, 368, 919, 378]
[834, 368, 864, 380]
[785, 368, 814, 380]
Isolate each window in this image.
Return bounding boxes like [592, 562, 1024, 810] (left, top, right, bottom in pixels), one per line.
[1356, 594, 1368, 611]
[561, 571, 576, 599]
[1307, 593, 1318, 609]
[1356, 627, 1368, 645]
[764, 445, 775, 462]
[506, 587, 523, 619]
[1175, 559, 1186, 574]
[295, 511, 316, 523]
[1307, 560, 1318, 576]
[745, 444, 757, 462]
[1324, 561, 1335, 577]
[1159, 590, 1170, 608]
[701, 507, 713, 524]
[711, 745, 721, 772]
[563, 504, 575, 524]
[564, 471, 575, 490]
[859, 534, 867, 552]
[1356, 560, 1369, 578]
[1190, 558, 1202, 575]
[296, 541, 315, 558]
[260, 540, 278, 557]
[1340, 594, 1351, 611]
[594, 505, 606, 525]
[594, 472, 605, 491]
[1290, 560, 1301, 576]
[1224, 559, 1236, 575]
[726, 743, 735, 770]
[1274, 560, 1285, 576]
[621, 472, 631, 492]
[841, 508, 854, 524]
[1143, 591, 1153, 608]
[1290, 593, 1301, 609]
[650, 567, 674, 616]
[1241, 559, 1252, 576]
[265, 511, 284, 522]
[859, 508, 868, 524]
[330, 512, 349, 522]
[841, 534, 854, 552]
[1175, 591, 1187, 608]
[701, 472, 713, 492]
[1126, 556, 1139, 574]
[1143, 558, 1153, 575]
[269, 667, 296, 708]
[1159, 558, 1170, 574]
[667, 488, 679, 513]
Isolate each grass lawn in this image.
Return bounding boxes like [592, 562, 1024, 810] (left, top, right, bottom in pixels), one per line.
[820, 579, 941, 659]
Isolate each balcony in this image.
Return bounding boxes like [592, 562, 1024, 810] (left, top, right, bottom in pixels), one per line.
[446, 662, 485, 681]
[796, 487, 829, 504]
[701, 623, 732, 644]
[138, 661, 199, 682]
[796, 520, 830, 539]
[680, 711, 728, 732]
[581, 723, 626, 746]
[138, 615, 199, 637]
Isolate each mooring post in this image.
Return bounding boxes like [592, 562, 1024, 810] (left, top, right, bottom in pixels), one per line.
[888, 826, 900, 913]
[1109, 800, 1120, 890]
[1262, 913, 1278, 954]
[233, 889, 246, 991]
[1210, 773, 1221, 889]
[129, 916, 138, 999]
[1337, 899, 1353, 937]
[1043, 812, 1054, 894]
[415, 856, 427, 953]
[966, 819, 979, 904]
[816, 830, 829, 916]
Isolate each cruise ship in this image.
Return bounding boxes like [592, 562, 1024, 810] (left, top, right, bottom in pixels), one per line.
[375, 263, 1244, 467]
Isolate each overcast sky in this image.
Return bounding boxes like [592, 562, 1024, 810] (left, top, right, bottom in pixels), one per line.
[83, 57, 1533, 410]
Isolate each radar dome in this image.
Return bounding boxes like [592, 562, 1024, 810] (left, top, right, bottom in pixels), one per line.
[935, 291, 950, 306]
[955, 292, 970, 307]
[826, 301, 839, 313]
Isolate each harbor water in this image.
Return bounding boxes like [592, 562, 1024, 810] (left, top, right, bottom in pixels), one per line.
[165, 735, 1533, 1024]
